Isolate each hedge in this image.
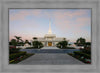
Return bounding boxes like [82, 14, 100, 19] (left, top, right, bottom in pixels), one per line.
[80, 49, 91, 54]
[25, 47, 40, 49]
[9, 51, 26, 60]
[66, 47, 76, 49]
[9, 48, 21, 54]
[74, 51, 91, 59]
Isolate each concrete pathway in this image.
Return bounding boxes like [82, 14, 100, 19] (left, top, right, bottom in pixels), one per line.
[18, 53, 84, 65]
[20, 49, 80, 53]
[41, 47, 59, 49]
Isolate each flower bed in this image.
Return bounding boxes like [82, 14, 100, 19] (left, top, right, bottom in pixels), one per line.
[9, 47, 34, 64]
[68, 51, 91, 64]
[9, 48, 21, 54]
[74, 51, 91, 59]
[9, 51, 27, 60]
[9, 53, 34, 64]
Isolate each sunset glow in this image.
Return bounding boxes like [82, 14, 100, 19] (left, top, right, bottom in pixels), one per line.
[9, 9, 91, 42]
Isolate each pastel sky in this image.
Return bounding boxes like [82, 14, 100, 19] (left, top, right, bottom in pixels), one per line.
[9, 9, 91, 42]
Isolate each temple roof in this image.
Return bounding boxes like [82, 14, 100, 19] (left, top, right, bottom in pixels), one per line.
[44, 34, 56, 38]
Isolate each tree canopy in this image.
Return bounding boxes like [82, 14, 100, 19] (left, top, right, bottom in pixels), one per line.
[14, 36, 21, 43]
[10, 39, 17, 46]
[56, 41, 68, 48]
[76, 37, 86, 46]
[32, 41, 43, 48]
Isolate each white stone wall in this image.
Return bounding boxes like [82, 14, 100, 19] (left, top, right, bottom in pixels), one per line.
[32, 36, 67, 47]
[55, 42, 59, 45]
[41, 42, 45, 46]
[16, 46, 25, 49]
[16, 44, 31, 49]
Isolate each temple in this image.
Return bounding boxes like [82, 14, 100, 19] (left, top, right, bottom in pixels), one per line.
[32, 20, 67, 47]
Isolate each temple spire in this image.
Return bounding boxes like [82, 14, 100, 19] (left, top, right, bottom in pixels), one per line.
[48, 19, 52, 34]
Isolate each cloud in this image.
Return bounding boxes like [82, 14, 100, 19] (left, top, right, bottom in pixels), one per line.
[31, 10, 41, 16]
[51, 9, 91, 42]
[10, 11, 29, 21]
[52, 9, 91, 33]
[9, 9, 91, 42]
[9, 9, 42, 21]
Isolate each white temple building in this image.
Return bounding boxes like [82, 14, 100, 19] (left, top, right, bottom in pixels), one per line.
[32, 20, 67, 47]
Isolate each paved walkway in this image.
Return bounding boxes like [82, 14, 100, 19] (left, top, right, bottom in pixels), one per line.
[18, 53, 84, 65]
[41, 47, 59, 49]
[20, 49, 80, 53]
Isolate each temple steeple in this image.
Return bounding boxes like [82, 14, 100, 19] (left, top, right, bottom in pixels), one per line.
[48, 20, 52, 34]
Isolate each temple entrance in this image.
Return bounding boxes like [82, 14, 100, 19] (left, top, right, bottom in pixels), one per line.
[48, 42, 52, 46]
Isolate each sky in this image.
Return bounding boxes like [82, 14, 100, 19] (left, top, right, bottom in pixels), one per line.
[9, 9, 91, 42]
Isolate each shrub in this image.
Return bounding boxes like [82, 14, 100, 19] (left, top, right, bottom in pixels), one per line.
[9, 48, 21, 54]
[25, 47, 34, 49]
[9, 53, 34, 64]
[74, 51, 91, 59]
[9, 51, 26, 60]
[32, 41, 43, 48]
[83, 54, 91, 59]
[66, 47, 76, 49]
[80, 49, 91, 55]
[26, 47, 42, 49]
[74, 51, 81, 56]
[56, 41, 68, 48]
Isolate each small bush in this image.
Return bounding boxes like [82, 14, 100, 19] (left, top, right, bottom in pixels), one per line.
[9, 48, 21, 54]
[9, 53, 34, 64]
[56, 41, 68, 48]
[25, 47, 34, 49]
[32, 41, 43, 48]
[80, 49, 91, 55]
[66, 47, 76, 49]
[25, 47, 41, 49]
[9, 51, 26, 60]
[74, 51, 91, 59]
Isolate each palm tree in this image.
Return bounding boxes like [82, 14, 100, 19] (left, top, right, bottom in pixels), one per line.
[14, 36, 21, 43]
[19, 39, 24, 46]
[20, 39, 24, 42]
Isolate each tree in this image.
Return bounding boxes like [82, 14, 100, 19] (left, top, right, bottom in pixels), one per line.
[25, 40, 29, 44]
[33, 37, 37, 40]
[63, 38, 66, 41]
[68, 43, 71, 46]
[84, 42, 91, 50]
[24, 40, 31, 46]
[10, 39, 17, 46]
[56, 41, 68, 48]
[76, 37, 86, 46]
[85, 42, 91, 46]
[18, 41, 24, 46]
[19, 39, 24, 46]
[32, 41, 43, 48]
[14, 36, 21, 43]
